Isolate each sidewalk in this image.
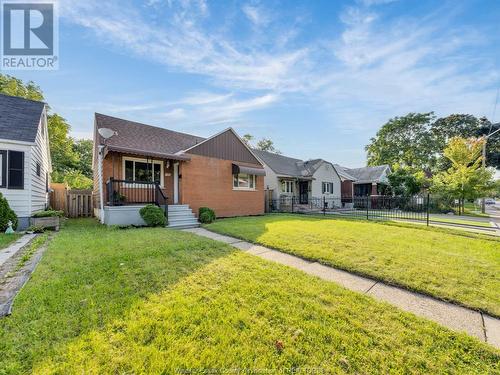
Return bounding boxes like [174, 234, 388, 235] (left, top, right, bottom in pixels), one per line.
[183, 227, 500, 349]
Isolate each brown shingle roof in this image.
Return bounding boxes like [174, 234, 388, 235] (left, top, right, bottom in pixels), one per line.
[94, 113, 205, 158]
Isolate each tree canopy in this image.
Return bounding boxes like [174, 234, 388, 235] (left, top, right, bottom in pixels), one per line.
[366, 113, 500, 171]
[0, 74, 93, 189]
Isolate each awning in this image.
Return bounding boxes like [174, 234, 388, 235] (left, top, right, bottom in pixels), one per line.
[232, 163, 266, 176]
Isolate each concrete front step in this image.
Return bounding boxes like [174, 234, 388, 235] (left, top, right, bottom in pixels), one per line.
[165, 204, 199, 229]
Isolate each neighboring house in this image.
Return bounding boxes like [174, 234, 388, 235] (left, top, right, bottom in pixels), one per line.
[335, 164, 391, 196]
[253, 150, 341, 206]
[0, 94, 51, 229]
[93, 114, 265, 228]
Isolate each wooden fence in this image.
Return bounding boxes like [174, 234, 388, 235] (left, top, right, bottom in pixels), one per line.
[50, 183, 93, 218]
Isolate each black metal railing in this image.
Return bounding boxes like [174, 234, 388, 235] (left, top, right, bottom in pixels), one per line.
[106, 178, 168, 222]
[266, 194, 492, 230]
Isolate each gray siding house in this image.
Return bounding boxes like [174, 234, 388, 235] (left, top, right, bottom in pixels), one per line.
[253, 150, 341, 206]
[0, 94, 51, 229]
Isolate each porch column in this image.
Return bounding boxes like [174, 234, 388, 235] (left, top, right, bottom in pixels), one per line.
[173, 162, 179, 204]
[371, 182, 378, 196]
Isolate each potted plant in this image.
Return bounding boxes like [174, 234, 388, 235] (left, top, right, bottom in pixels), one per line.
[31, 210, 64, 231]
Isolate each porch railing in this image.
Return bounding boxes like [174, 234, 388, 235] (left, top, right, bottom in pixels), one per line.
[106, 178, 168, 222]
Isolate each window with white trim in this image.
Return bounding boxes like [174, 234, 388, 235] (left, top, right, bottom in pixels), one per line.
[123, 158, 163, 186]
[281, 180, 294, 193]
[322, 182, 334, 194]
[233, 173, 256, 189]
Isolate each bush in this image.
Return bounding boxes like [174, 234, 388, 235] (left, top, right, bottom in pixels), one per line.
[0, 192, 18, 231]
[198, 207, 216, 224]
[32, 210, 64, 218]
[139, 204, 166, 227]
[27, 225, 45, 233]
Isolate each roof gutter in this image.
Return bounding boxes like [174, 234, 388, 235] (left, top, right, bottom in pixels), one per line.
[106, 145, 191, 161]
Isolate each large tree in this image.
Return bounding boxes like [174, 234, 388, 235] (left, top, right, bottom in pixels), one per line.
[366, 113, 437, 171]
[366, 113, 500, 171]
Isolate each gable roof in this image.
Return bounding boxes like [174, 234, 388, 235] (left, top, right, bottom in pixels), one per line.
[333, 164, 357, 181]
[94, 113, 205, 159]
[253, 149, 305, 177]
[0, 93, 45, 143]
[341, 165, 391, 183]
[185, 128, 263, 166]
[253, 150, 339, 179]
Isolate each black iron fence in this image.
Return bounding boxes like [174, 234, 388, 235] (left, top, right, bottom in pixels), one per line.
[267, 195, 493, 230]
[106, 178, 169, 221]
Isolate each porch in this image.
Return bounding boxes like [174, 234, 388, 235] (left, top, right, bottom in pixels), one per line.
[100, 152, 199, 228]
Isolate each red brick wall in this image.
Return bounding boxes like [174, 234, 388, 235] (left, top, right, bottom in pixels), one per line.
[180, 154, 264, 217]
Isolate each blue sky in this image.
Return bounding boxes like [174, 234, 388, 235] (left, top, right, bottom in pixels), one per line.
[9, 0, 500, 167]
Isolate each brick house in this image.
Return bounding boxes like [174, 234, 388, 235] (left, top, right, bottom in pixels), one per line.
[335, 164, 391, 197]
[92, 114, 265, 228]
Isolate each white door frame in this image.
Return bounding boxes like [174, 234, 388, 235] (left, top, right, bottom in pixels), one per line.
[173, 162, 179, 204]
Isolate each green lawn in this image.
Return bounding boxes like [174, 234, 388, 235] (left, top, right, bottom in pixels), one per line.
[0, 219, 498, 373]
[0, 233, 20, 251]
[430, 217, 493, 228]
[206, 214, 500, 316]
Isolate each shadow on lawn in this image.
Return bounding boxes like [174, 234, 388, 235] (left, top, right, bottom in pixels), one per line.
[0, 218, 237, 373]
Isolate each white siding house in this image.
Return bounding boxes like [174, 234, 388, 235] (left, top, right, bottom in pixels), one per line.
[0, 94, 51, 230]
[253, 150, 341, 204]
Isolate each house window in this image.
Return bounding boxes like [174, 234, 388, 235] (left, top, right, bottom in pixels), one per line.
[123, 158, 163, 186]
[8, 151, 24, 189]
[233, 173, 256, 190]
[322, 182, 334, 194]
[36, 162, 41, 177]
[281, 180, 294, 193]
[0, 150, 5, 188]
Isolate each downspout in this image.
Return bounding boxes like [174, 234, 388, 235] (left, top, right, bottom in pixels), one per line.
[98, 145, 105, 224]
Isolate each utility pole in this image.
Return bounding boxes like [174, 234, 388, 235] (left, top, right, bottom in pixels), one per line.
[481, 126, 500, 213]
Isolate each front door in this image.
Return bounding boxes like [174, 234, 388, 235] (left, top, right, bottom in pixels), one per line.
[299, 181, 308, 204]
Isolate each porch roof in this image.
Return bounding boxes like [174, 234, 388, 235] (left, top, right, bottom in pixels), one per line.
[105, 145, 191, 161]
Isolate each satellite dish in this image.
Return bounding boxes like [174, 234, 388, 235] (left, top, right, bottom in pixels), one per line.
[98, 127, 117, 140]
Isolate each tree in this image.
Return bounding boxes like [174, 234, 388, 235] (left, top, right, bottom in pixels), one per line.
[72, 139, 93, 179]
[366, 113, 500, 172]
[366, 113, 437, 172]
[239, 134, 281, 154]
[241, 134, 254, 145]
[387, 166, 427, 196]
[431, 137, 494, 208]
[48, 114, 79, 179]
[0, 74, 94, 189]
[0, 74, 44, 101]
[62, 170, 93, 190]
[255, 138, 281, 154]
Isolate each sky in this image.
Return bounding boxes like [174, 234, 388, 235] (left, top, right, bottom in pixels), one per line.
[8, 0, 500, 167]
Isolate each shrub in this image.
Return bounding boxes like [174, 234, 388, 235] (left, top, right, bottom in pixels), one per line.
[198, 207, 216, 224]
[139, 204, 166, 227]
[0, 192, 18, 231]
[32, 210, 64, 218]
[26, 225, 45, 233]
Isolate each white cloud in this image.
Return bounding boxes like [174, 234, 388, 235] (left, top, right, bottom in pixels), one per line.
[61, 0, 499, 147]
[242, 4, 269, 27]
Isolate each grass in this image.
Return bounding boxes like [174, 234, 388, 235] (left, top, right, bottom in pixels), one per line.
[206, 214, 500, 316]
[0, 219, 498, 373]
[0, 233, 21, 251]
[430, 217, 493, 228]
[14, 233, 48, 271]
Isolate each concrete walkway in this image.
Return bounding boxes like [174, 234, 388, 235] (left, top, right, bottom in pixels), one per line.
[183, 227, 500, 349]
[0, 234, 36, 268]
